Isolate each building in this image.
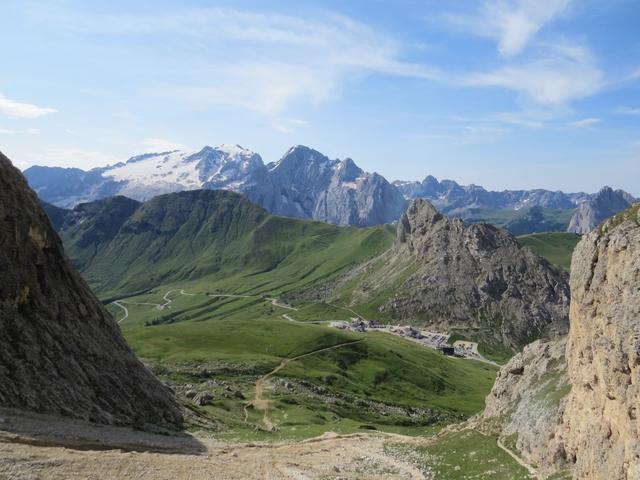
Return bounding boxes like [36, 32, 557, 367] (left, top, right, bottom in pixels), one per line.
[439, 346, 455, 356]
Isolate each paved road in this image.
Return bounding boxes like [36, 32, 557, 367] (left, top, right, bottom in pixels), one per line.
[113, 301, 129, 324]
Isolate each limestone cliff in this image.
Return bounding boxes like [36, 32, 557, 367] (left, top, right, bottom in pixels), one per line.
[0, 152, 181, 429]
[559, 204, 640, 479]
[478, 339, 570, 476]
[480, 204, 640, 479]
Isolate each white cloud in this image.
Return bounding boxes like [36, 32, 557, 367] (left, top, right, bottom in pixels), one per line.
[440, 0, 571, 57]
[139, 138, 186, 153]
[466, 43, 603, 105]
[27, 148, 119, 168]
[568, 117, 600, 128]
[270, 117, 308, 134]
[0, 93, 56, 118]
[616, 106, 640, 115]
[33, 7, 438, 119]
[0, 127, 41, 135]
[492, 112, 545, 128]
[487, 0, 571, 57]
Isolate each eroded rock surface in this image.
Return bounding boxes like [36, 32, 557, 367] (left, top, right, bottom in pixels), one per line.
[559, 204, 640, 479]
[478, 338, 569, 476]
[0, 152, 181, 429]
[355, 199, 570, 346]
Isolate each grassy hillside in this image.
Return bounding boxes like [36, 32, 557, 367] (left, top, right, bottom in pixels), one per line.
[107, 289, 497, 440]
[56, 190, 497, 439]
[59, 190, 394, 298]
[517, 232, 581, 271]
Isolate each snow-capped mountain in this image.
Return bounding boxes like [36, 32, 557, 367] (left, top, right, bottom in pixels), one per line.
[24, 144, 406, 227]
[24, 145, 635, 231]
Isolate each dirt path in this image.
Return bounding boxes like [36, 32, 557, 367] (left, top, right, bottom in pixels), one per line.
[496, 437, 541, 479]
[269, 298, 298, 311]
[0, 429, 430, 480]
[246, 339, 364, 430]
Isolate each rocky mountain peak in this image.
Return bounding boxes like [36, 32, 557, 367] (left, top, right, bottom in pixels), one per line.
[567, 185, 633, 234]
[0, 151, 181, 428]
[365, 201, 570, 346]
[336, 157, 362, 181]
[397, 199, 443, 245]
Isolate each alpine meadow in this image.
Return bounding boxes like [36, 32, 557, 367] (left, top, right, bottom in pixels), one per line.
[1, 1, 639, 479]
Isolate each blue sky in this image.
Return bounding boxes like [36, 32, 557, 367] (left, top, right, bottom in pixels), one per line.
[1, 0, 639, 194]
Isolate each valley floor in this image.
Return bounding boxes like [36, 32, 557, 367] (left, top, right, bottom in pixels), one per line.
[0, 408, 535, 480]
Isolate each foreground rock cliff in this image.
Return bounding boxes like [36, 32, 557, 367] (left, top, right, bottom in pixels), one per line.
[0, 152, 181, 429]
[560, 203, 640, 479]
[480, 203, 640, 479]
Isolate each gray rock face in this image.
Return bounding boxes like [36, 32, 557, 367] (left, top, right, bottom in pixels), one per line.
[478, 338, 569, 476]
[478, 204, 640, 479]
[24, 144, 407, 227]
[567, 186, 634, 234]
[247, 146, 407, 226]
[355, 199, 570, 346]
[559, 204, 640, 479]
[0, 151, 181, 429]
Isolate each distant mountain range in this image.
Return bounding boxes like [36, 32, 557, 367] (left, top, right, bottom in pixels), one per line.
[25, 144, 406, 228]
[23, 144, 636, 233]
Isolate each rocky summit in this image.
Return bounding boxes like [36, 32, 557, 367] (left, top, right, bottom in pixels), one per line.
[0, 152, 181, 429]
[351, 199, 570, 347]
[567, 186, 635, 234]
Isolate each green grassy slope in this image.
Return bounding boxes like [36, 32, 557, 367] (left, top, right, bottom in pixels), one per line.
[60, 190, 394, 298]
[56, 191, 499, 439]
[385, 430, 531, 479]
[517, 232, 581, 271]
[109, 290, 496, 439]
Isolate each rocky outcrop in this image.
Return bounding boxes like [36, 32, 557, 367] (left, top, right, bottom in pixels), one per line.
[0, 152, 181, 429]
[352, 199, 570, 347]
[478, 204, 640, 479]
[478, 338, 569, 476]
[567, 186, 633, 234]
[559, 204, 640, 478]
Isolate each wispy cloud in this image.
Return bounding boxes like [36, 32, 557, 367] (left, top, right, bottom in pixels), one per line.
[616, 106, 640, 115]
[0, 93, 56, 119]
[139, 138, 186, 153]
[439, 0, 571, 57]
[568, 117, 600, 128]
[28, 148, 119, 168]
[34, 6, 439, 127]
[0, 127, 40, 135]
[466, 43, 603, 105]
[271, 117, 309, 134]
